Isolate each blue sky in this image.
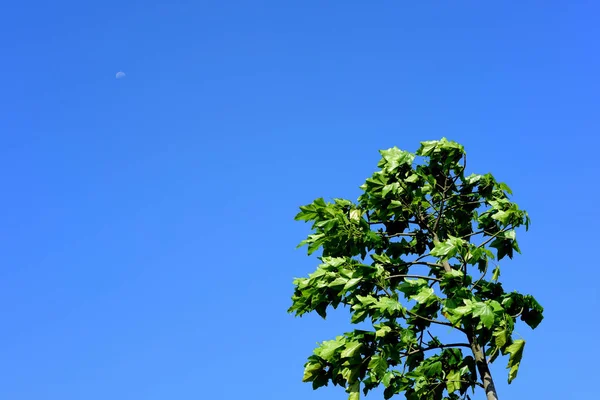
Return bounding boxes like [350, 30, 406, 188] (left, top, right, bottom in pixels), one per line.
[1, 1, 598, 399]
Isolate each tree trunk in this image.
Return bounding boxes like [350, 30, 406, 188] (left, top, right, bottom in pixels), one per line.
[469, 337, 499, 400]
[433, 233, 499, 399]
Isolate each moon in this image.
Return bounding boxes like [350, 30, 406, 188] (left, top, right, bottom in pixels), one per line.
[116, 71, 126, 79]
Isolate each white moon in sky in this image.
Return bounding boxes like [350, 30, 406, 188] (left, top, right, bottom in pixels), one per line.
[116, 71, 126, 79]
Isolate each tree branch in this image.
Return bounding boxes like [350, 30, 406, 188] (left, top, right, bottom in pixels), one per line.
[388, 274, 442, 282]
[470, 261, 490, 291]
[443, 200, 487, 215]
[406, 310, 466, 333]
[383, 232, 417, 238]
[378, 285, 393, 297]
[476, 225, 515, 249]
[405, 342, 471, 356]
[468, 336, 498, 400]
[433, 180, 450, 233]
[426, 330, 440, 346]
[460, 228, 489, 239]
[416, 193, 454, 275]
[368, 219, 420, 226]
[400, 260, 446, 269]
[412, 205, 458, 274]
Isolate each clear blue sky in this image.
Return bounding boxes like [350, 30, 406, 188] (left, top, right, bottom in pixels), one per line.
[1, 1, 598, 399]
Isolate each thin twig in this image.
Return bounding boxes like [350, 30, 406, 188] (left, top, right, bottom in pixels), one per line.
[388, 274, 442, 282]
[367, 219, 420, 226]
[401, 261, 446, 269]
[443, 200, 487, 215]
[511, 307, 525, 319]
[406, 310, 467, 333]
[476, 225, 515, 249]
[426, 330, 440, 346]
[433, 180, 449, 233]
[379, 285, 393, 297]
[402, 342, 471, 356]
[383, 232, 417, 238]
[460, 229, 489, 239]
[470, 261, 490, 291]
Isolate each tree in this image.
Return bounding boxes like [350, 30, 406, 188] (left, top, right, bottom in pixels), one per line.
[288, 138, 544, 400]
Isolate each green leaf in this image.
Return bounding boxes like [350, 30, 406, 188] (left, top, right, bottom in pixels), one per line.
[341, 341, 363, 358]
[315, 219, 337, 232]
[443, 269, 463, 279]
[492, 210, 512, 225]
[472, 302, 495, 329]
[491, 265, 501, 281]
[490, 237, 513, 260]
[388, 200, 403, 209]
[405, 173, 419, 183]
[410, 287, 436, 305]
[356, 295, 378, 306]
[452, 299, 474, 317]
[493, 327, 508, 349]
[416, 137, 464, 157]
[295, 198, 326, 221]
[368, 355, 388, 379]
[398, 278, 428, 297]
[498, 182, 513, 194]
[377, 297, 405, 316]
[365, 173, 388, 189]
[446, 369, 461, 393]
[322, 257, 347, 268]
[329, 277, 348, 288]
[342, 366, 360, 384]
[378, 147, 415, 172]
[430, 241, 456, 258]
[344, 278, 362, 291]
[431, 236, 465, 260]
[444, 348, 463, 366]
[521, 295, 544, 329]
[350, 310, 368, 324]
[382, 371, 394, 387]
[420, 360, 442, 377]
[371, 253, 391, 264]
[375, 325, 392, 338]
[464, 173, 482, 185]
[489, 300, 503, 312]
[416, 140, 438, 156]
[506, 339, 525, 383]
[382, 182, 400, 198]
[316, 339, 345, 361]
[303, 362, 322, 382]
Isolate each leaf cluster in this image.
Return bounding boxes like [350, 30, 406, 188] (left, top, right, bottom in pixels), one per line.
[289, 139, 543, 400]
